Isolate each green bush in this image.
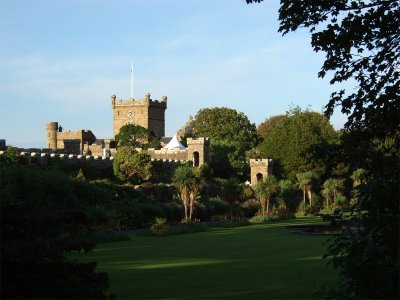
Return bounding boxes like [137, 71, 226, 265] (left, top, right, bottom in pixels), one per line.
[150, 217, 170, 236]
[241, 199, 260, 217]
[207, 197, 230, 217]
[160, 202, 183, 223]
[249, 214, 269, 223]
[137, 203, 165, 226]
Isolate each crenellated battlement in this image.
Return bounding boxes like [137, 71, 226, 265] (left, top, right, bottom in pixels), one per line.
[187, 137, 210, 145]
[111, 93, 167, 109]
[0, 150, 191, 169]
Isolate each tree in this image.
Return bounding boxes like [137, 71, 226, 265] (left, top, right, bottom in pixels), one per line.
[296, 171, 318, 209]
[188, 168, 205, 220]
[220, 178, 241, 219]
[322, 178, 345, 209]
[257, 115, 285, 139]
[115, 124, 161, 149]
[245, 1, 400, 298]
[350, 168, 368, 187]
[278, 179, 300, 212]
[209, 139, 248, 180]
[257, 107, 339, 179]
[1, 162, 111, 299]
[254, 175, 279, 216]
[173, 165, 194, 222]
[187, 107, 261, 151]
[248, 0, 399, 137]
[113, 146, 152, 184]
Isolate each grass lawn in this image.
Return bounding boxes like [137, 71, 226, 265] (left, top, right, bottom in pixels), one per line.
[72, 217, 337, 299]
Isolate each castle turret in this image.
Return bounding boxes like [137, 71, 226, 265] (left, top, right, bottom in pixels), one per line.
[46, 122, 58, 150]
[187, 137, 210, 167]
[249, 159, 273, 186]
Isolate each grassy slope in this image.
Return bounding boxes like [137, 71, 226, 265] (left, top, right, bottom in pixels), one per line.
[74, 217, 337, 299]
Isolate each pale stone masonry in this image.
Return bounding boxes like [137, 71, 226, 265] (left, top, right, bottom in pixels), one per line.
[111, 93, 167, 139]
[250, 159, 273, 185]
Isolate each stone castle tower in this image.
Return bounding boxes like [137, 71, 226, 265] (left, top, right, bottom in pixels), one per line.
[250, 159, 273, 185]
[111, 93, 167, 139]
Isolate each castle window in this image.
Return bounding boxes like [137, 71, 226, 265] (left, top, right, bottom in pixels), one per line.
[193, 151, 199, 167]
[48, 133, 50, 137]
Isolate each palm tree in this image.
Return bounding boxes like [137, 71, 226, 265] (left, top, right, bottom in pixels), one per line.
[351, 168, 367, 187]
[254, 175, 279, 216]
[322, 178, 335, 208]
[278, 179, 298, 212]
[173, 165, 194, 222]
[296, 171, 318, 207]
[220, 178, 240, 219]
[188, 168, 205, 220]
[322, 178, 345, 208]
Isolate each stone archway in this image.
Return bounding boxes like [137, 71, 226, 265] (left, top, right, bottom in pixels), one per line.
[256, 173, 263, 182]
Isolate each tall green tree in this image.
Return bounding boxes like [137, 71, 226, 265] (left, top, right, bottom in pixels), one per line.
[296, 171, 318, 208]
[254, 175, 279, 216]
[322, 178, 345, 209]
[173, 165, 194, 222]
[113, 146, 152, 184]
[257, 107, 339, 180]
[209, 140, 248, 180]
[278, 179, 300, 212]
[220, 178, 241, 219]
[188, 168, 205, 220]
[187, 107, 261, 151]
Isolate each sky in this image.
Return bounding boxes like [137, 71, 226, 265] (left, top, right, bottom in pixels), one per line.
[0, 0, 349, 149]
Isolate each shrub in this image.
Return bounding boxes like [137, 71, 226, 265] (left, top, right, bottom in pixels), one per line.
[150, 217, 169, 236]
[160, 202, 184, 223]
[241, 199, 260, 217]
[137, 203, 165, 226]
[249, 214, 269, 223]
[208, 197, 230, 217]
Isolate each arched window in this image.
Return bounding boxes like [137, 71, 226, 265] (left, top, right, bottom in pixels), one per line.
[193, 151, 200, 167]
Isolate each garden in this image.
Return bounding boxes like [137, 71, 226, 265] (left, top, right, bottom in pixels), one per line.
[71, 217, 337, 299]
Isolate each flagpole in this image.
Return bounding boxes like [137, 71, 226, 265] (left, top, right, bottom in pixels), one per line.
[130, 62, 134, 99]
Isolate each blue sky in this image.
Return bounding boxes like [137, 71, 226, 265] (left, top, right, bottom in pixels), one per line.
[0, 0, 348, 148]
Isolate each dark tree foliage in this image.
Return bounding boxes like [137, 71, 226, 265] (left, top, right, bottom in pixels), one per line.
[247, 1, 399, 298]
[1, 162, 111, 299]
[248, 0, 400, 136]
[209, 140, 249, 181]
[115, 124, 161, 149]
[257, 107, 339, 180]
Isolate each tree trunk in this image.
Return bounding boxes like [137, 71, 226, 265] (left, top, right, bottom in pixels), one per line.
[326, 195, 329, 209]
[189, 192, 194, 221]
[181, 190, 188, 221]
[260, 198, 266, 216]
[266, 198, 270, 216]
[307, 189, 312, 206]
[333, 190, 337, 207]
[303, 189, 306, 211]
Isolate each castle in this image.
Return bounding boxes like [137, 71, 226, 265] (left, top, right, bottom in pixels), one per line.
[45, 92, 210, 167]
[1, 90, 272, 184]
